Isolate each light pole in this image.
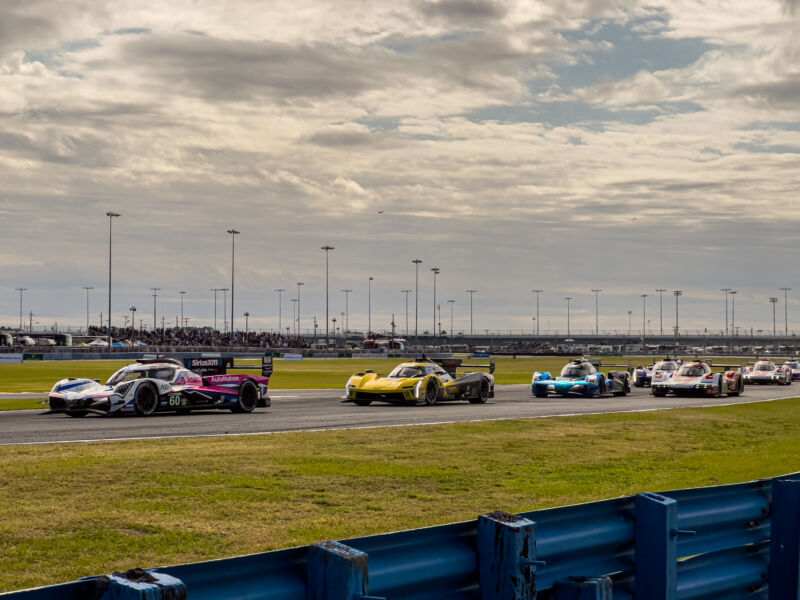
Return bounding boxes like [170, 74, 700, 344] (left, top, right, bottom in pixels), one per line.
[129, 306, 136, 342]
[341, 289, 352, 335]
[532, 290, 542, 335]
[655, 288, 666, 336]
[591, 289, 601, 335]
[447, 299, 455, 338]
[290, 299, 298, 337]
[673, 290, 683, 339]
[106, 211, 121, 348]
[149, 288, 160, 331]
[222, 288, 229, 333]
[82, 286, 93, 333]
[412, 259, 422, 347]
[564, 297, 572, 337]
[401, 289, 411, 337]
[780, 287, 791, 335]
[720, 288, 731, 335]
[14, 287, 27, 330]
[178, 291, 186, 332]
[641, 294, 647, 340]
[466, 289, 478, 335]
[227, 228, 240, 348]
[321, 245, 334, 348]
[244, 311, 250, 337]
[431, 268, 440, 336]
[295, 281, 304, 338]
[729, 290, 737, 335]
[770, 297, 779, 335]
[368, 276, 374, 337]
[627, 310, 632, 336]
[274, 289, 286, 333]
[210, 288, 223, 330]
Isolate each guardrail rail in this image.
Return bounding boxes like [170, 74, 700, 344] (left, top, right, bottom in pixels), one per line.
[5, 474, 800, 599]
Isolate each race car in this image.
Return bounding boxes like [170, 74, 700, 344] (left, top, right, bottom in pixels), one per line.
[47, 355, 273, 417]
[632, 359, 681, 387]
[531, 358, 630, 398]
[345, 357, 495, 406]
[742, 360, 792, 385]
[651, 360, 743, 397]
[786, 361, 800, 382]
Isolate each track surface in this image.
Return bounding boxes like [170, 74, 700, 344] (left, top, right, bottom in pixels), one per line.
[1, 383, 796, 446]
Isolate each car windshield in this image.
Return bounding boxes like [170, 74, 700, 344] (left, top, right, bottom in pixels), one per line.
[754, 362, 774, 371]
[561, 365, 591, 378]
[678, 365, 707, 377]
[653, 361, 677, 371]
[107, 366, 175, 385]
[388, 365, 424, 378]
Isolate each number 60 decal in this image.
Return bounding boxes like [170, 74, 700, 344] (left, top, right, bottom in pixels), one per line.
[168, 394, 183, 407]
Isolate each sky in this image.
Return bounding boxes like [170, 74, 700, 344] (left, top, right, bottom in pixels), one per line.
[1, 0, 799, 337]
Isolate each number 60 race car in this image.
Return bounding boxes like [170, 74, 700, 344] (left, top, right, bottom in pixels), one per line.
[47, 355, 273, 417]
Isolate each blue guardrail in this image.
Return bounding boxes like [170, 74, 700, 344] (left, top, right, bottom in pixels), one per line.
[6, 473, 800, 600]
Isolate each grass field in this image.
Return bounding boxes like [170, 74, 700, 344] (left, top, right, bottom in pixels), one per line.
[0, 356, 589, 410]
[2, 398, 800, 592]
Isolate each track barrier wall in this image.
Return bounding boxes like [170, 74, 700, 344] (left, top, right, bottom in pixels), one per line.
[5, 474, 800, 600]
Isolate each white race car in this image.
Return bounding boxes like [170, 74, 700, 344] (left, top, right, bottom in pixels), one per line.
[651, 361, 743, 398]
[743, 360, 792, 385]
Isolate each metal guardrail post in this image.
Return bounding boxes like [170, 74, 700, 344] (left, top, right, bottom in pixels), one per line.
[94, 569, 186, 600]
[477, 511, 539, 600]
[769, 478, 800, 599]
[552, 576, 613, 599]
[307, 541, 385, 600]
[635, 492, 678, 600]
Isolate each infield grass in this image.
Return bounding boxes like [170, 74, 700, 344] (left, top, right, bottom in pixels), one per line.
[2, 398, 800, 592]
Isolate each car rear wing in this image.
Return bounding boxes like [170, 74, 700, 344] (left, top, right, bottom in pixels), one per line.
[183, 354, 274, 378]
[588, 358, 633, 373]
[433, 357, 496, 377]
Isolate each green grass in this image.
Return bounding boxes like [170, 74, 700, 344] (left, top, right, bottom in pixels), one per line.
[0, 356, 618, 412]
[2, 398, 800, 592]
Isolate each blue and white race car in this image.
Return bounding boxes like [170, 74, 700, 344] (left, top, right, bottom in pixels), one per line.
[48, 355, 273, 417]
[532, 358, 630, 398]
[631, 359, 681, 387]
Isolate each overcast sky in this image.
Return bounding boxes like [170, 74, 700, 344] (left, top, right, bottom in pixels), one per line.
[2, 0, 799, 336]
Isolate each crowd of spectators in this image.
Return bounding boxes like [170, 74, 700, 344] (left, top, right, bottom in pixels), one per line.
[86, 325, 310, 349]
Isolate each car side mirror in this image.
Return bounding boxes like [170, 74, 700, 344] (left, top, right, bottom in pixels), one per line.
[93, 379, 100, 383]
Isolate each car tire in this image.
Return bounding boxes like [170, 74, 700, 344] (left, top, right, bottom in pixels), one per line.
[354, 398, 372, 406]
[66, 410, 88, 418]
[134, 383, 159, 416]
[652, 388, 667, 397]
[424, 381, 438, 405]
[232, 380, 258, 413]
[613, 377, 628, 397]
[469, 379, 490, 404]
[728, 375, 743, 397]
[533, 392, 549, 398]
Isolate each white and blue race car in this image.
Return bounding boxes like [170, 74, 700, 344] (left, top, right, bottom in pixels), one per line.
[532, 358, 630, 398]
[48, 355, 272, 417]
[632, 359, 681, 387]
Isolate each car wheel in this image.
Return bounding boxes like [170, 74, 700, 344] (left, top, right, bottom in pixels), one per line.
[232, 380, 258, 413]
[469, 379, 490, 404]
[354, 398, 372, 406]
[134, 383, 159, 416]
[424, 381, 438, 405]
[613, 378, 628, 396]
[66, 410, 88, 418]
[534, 392, 549, 398]
[728, 375, 743, 397]
[652, 388, 667, 397]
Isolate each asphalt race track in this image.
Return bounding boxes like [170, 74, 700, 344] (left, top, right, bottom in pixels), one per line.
[1, 383, 797, 446]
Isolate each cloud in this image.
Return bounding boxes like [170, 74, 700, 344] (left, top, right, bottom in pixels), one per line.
[417, 0, 508, 25]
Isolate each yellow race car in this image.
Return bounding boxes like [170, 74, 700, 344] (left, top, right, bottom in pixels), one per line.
[345, 357, 495, 406]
